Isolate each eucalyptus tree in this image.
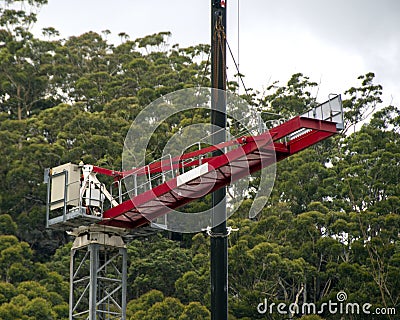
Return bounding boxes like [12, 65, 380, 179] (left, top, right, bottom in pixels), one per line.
[0, 0, 58, 120]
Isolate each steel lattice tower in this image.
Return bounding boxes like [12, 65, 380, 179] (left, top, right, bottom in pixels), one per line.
[69, 226, 127, 320]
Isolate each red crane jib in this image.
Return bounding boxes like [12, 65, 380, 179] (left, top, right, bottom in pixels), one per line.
[93, 116, 338, 230]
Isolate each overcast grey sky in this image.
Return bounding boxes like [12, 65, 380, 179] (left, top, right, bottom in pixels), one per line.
[32, 0, 399, 106]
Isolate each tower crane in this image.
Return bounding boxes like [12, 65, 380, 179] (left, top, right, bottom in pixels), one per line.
[44, 1, 344, 318]
[45, 93, 343, 319]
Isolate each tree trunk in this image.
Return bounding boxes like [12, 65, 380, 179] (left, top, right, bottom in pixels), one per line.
[17, 85, 22, 120]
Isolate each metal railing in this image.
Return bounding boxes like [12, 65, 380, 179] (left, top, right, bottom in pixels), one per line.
[111, 154, 175, 205]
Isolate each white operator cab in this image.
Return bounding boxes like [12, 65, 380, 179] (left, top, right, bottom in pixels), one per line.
[45, 162, 116, 229]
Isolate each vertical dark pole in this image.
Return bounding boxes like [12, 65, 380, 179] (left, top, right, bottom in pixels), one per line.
[210, 1, 228, 320]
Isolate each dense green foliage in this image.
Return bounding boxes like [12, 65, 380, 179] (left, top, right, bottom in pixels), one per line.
[0, 1, 399, 319]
